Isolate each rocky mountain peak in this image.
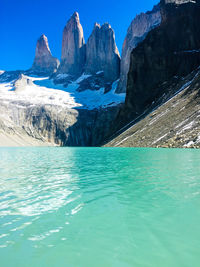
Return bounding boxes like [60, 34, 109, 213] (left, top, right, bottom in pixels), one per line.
[71, 11, 79, 20]
[84, 22, 120, 82]
[31, 35, 60, 75]
[116, 4, 161, 93]
[36, 34, 51, 57]
[101, 22, 111, 29]
[94, 22, 100, 29]
[58, 11, 86, 76]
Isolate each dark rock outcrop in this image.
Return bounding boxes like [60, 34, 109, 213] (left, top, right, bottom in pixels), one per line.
[116, 4, 161, 93]
[31, 34, 59, 75]
[58, 12, 86, 76]
[84, 23, 120, 82]
[124, 0, 200, 121]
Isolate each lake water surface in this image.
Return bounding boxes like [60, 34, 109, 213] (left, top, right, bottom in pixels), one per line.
[0, 148, 200, 267]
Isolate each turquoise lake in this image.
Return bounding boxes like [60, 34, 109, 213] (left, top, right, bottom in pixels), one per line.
[0, 147, 200, 267]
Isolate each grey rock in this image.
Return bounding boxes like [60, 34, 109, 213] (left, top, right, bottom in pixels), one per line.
[104, 69, 200, 148]
[0, 96, 120, 147]
[84, 23, 120, 82]
[116, 4, 161, 93]
[31, 34, 60, 75]
[58, 12, 86, 76]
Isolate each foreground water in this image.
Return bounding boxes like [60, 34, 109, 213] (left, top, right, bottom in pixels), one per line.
[0, 148, 200, 267]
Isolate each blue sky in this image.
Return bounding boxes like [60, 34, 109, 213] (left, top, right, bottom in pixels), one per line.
[1, 0, 158, 71]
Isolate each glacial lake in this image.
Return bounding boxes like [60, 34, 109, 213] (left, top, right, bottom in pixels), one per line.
[0, 147, 200, 267]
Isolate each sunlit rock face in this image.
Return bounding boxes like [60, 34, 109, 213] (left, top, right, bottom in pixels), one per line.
[84, 23, 120, 82]
[31, 34, 60, 75]
[116, 4, 161, 93]
[58, 12, 86, 76]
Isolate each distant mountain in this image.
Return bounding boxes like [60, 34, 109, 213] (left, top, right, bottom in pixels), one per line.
[1, 1, 200, 148]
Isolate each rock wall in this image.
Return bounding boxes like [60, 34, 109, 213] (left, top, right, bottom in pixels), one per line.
[124, 0, 200, 121]
[84, 23, 120, 82]
[116, 4, 161, 93]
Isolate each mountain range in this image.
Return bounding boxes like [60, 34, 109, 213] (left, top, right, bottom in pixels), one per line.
[0, 0, 200, 148]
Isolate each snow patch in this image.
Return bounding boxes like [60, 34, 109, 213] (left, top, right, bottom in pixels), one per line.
[153, 133, 168, 144]
[55, 74, 69, 80]
[96, 71, 104, 75]
[174, 49, 200, 54]
[184, 141, 194, 148]
[75, 74, 92, 84]
[177, 121, 195, 135]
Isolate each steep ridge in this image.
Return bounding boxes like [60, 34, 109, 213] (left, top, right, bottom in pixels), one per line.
[105, 68, 200, 148]
[125, 0, 200, 119]
[105, 0, 200, 147]
[116, 4, 161, 93]
[31, 35, 59, 75]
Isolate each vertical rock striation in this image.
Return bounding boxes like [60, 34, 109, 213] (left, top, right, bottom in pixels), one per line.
[31, 34, 59, 75]
[116, 4, 161, 93]
[84, 23, 120, 82]
[124, 0, 200, 120]
[58, 12, 86, 76]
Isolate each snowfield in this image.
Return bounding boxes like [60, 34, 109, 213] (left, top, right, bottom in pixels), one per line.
[0, 75, 125, 110]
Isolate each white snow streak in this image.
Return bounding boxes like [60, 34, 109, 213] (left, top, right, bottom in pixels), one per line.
[0, 75, 125, 110]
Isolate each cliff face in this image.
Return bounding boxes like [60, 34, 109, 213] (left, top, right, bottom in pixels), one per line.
[31, 35, 59, 75]
[58, 12, 86, 76]
[84, 23, 120, 82]
[116, 4, 161, 93]
[0, 98, 120, 147]
[124, 0, 200, 120]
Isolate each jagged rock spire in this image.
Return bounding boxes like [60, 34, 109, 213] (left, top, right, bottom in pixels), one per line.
[84, 22, 120, 82]
[31, 34, 59, 75]
[58, 12, 86, 75]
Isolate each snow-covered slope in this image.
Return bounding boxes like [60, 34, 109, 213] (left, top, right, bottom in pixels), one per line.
[0, 74, 125, 110]
[0, 72, 124, 146]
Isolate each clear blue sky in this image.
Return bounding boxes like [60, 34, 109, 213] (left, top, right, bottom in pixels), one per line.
[1, 0, 158, 71]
